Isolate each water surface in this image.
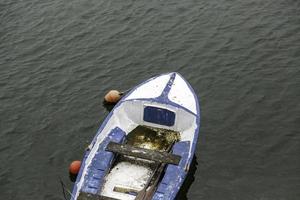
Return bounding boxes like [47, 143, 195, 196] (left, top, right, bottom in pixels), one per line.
[1, 0, 300, 199]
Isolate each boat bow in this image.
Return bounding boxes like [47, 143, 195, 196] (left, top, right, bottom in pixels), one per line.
[124, 72, 199, 115]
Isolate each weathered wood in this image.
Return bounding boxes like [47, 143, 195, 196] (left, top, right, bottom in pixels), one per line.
[143, 163, 166, 200]
[113, 185, 139, 194]
[97, 196, 121, 200]
[78, 192, 120, 200]
[135, 140, 176, 200]
[106, 142, 181, 165]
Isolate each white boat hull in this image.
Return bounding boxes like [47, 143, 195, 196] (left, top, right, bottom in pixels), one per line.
[71, 72, 200, 200]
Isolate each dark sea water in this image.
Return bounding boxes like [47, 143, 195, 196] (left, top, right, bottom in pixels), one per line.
[1, 0, 300, 199]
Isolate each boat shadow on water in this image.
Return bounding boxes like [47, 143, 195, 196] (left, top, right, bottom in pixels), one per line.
[69, 173, 77, 183]
[102, 101, 115, 112]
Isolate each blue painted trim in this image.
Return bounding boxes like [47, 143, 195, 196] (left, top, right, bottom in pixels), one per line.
[157, 72, 176, 100]
[153, 163, 187, 200]
[71, 72, 201, 200]
[71, 149, 90, 200]
[71, 128, 125, 199]
[153, 73, 196, 116]
[152, 141, 190, 199]
[172, 141, 190, 168]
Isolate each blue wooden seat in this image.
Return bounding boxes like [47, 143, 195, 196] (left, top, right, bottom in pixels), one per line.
[152, 141, 190, 200]
[81, 127, 125, 194]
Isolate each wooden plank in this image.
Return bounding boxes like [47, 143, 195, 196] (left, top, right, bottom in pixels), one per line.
[78, 192, 120, 200]
[98, 196, 121, 200]
[113, 185, 139, 194]
[135, 162, 163, 200]
[135, 140, 176, 200]
[106, 142, 181, 165]
[99, 196, 120, 200]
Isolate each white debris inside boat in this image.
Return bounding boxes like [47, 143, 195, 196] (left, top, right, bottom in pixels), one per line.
[101, 162, 152, 200]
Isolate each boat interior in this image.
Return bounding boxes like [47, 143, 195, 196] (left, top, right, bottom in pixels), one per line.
[102, 125, 180, 198]
[76, 101, 196, 200]
[77, 125, 180, 200]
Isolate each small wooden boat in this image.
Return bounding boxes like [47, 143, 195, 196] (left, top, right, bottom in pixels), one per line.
[71, 72, 200, 200]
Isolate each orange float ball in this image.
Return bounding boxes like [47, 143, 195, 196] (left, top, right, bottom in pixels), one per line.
[104, 90, 121, 103]
[69, 160, 81, 175]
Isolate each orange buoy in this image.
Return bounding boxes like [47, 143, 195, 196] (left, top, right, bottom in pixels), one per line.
[104, 90, 122, 104]
[69, 160, 81, 175]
